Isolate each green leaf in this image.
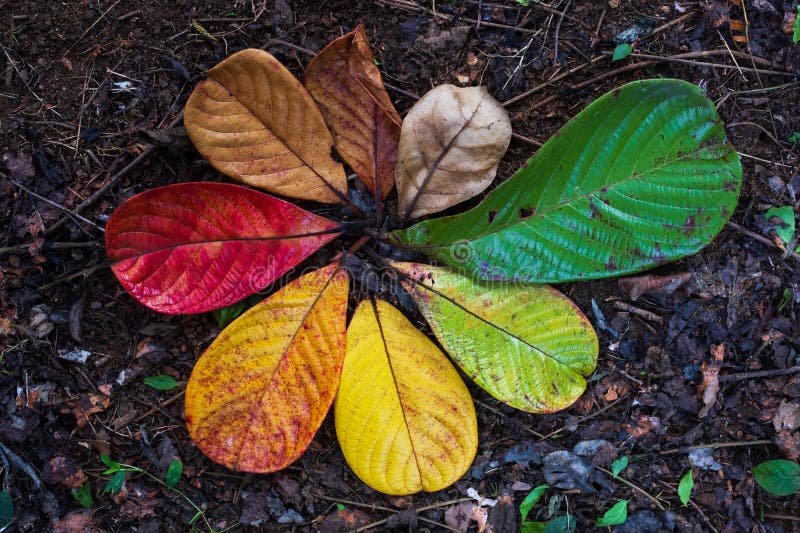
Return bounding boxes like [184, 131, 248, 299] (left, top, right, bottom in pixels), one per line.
[778, 288, 791, 312]
[595, 499, 628, 527]
[520, 484, 549, 521]
[165, 458, 183, 489]
[764, 206, 795, 245]
[0, 490, 12, 529]
[210, 300, 247, 329]
[611, 456, 628, 477]
[794, 6, 800, 44]
[678, 469, 694, 506]
[753, 459, 800, 496]
[100, 454, 121, 474]
[544, 515, 576, 533]
[72, 482, 94, 509]
[103, 471, 127, 494]
[789, 131, 800, 143]
[393, 79, 742, 284]
[516, 0, 531, 5]
[522, 515, 577, 533]
[612, 43, 632, 61]
[143, 375, 180, 391]
[392, 262, 598, 413]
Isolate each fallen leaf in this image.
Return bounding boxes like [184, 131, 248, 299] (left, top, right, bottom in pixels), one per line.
[773, 402, 800, 432]
[305, 25, 401, 200]
[393, 262, 597, 413]
[542, 450, 595, 493]
[105, 183, 341, 314]
[184, 49, 347, 203]
[396, 84, 511, 219]
[619, 272, 692, 301]
[335, 298, 478, 495]
[42, 455, 88, 489]
[2, 151, 35, 181]
[71, 393, 111, 428]
[698, 344, 724, 418]
[185, 265, 348, 472]
[445, 501, 475, 533]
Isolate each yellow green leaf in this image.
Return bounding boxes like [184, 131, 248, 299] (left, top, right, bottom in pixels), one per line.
[184, 49, 347, 203]
[392, 262, 598, 413]
[335, 298, 478, 495]
[184, 264, 348, 472]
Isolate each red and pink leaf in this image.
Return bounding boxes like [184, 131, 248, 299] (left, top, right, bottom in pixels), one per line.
[105, 182, 341, 314]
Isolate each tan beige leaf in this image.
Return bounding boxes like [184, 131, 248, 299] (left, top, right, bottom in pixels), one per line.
[396, 84, 511, 220]
[184, 49, 347, 203]
[305, 25, 401, 200]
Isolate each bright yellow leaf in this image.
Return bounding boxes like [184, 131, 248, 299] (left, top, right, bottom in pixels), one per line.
[335, 298, 477, 495]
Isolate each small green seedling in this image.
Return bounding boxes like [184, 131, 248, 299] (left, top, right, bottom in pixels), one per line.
[610, 456, 629, 478]
[678, 469, 694, 506]
[101, 454, 214, 531]
[612, 43, 633, 61]
[595, 499, 628, 527]
[143, 375, 180, 391]
[72, 482, 93, 509]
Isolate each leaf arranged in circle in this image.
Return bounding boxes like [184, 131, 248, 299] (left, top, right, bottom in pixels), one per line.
[106, 183, 340, 314]
[392, 262, 598, 413]
[335, 298, 478, 495]
[185, 264, 349, 472]
[184, 48, 347, 203]
[394, 79, 742, 282]
[305, 25, 401, 201]
[396, 84, 511, 220]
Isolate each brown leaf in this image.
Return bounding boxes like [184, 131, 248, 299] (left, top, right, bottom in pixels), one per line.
[396, 84, 511, 219]
[619, 272, 691, 301]
[698, 344, 724, 418]
[445, 501, 475, 533]
[2, 151, 35, 181]
[70, 393, 111, 428]
[51, 511, 106, 533]
[42, 455, 88, 489]
[184, 49, 346, 203]
[305, 25, 401, 200]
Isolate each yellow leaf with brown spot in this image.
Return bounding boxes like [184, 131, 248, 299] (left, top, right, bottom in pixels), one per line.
[335, 298, 477, 495]
[184, 49, 347, 203]
[184, 264, 348, 472]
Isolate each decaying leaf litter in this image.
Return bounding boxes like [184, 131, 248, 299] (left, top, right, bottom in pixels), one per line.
[1, 0, 799, 531]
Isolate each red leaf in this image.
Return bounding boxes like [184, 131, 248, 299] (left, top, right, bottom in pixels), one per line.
[106, 183, 341, 314]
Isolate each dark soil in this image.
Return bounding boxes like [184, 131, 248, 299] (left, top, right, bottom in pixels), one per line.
[1, 1, 800, 532]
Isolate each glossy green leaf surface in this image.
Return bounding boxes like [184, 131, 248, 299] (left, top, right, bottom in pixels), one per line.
[392, 262, 598, 413]
[753, 459, 800, 496]
[393, 79, 742, 283]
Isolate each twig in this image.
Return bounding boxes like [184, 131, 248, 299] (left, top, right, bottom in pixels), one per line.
[611, 300, 664, 324]
[626, 52, 794, 77]
[6, 176, 102, 231]
[511, 132, 543, 148]
[552, 0, 571, 64]
[596, 465, 666, 511]
[63, 0, 122, 56]
[727, 121, 783, 148]
[133, 388, 186, 423]
[0, 241, 100, 256]
[44, 112, 184, 236]
[656, 479, 720, 533]
[725, 221, 800, 261]
[659, 439, 772, 456]
[718, 365, 800, 383]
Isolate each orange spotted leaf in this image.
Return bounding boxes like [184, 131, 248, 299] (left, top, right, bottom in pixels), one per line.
[184, 49, 347, 203]
[105, 183, 340, 314]
[305, 25, 401, 200]
[185, 264, 349, 472]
